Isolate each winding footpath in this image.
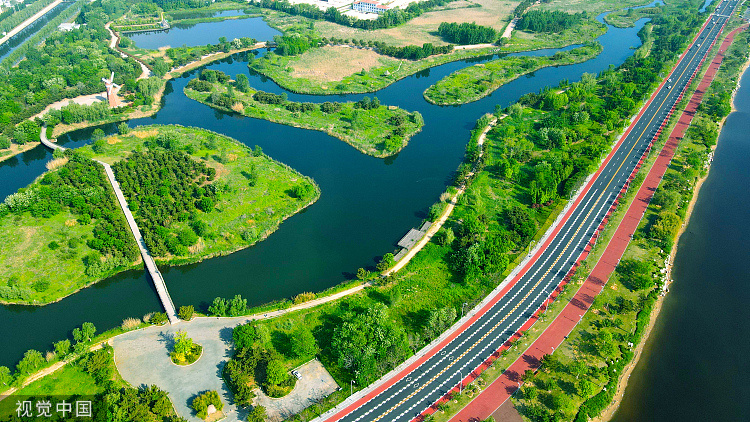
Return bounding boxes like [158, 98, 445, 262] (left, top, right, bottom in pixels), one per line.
[447, 17, 750, 422]
[40, 127, 178, 323]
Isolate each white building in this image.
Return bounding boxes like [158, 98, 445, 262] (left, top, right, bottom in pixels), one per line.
[352, 0, 390, 14]
[58, 22, 80, 32]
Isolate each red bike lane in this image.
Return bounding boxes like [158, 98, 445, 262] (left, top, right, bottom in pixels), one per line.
[446, 22, 748, 422]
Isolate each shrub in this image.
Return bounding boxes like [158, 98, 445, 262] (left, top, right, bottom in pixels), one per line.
[121, 317, 141, 331]
[150, 312, 168, 325]
[191, 390, 223, 419]
[292, 292, 315, 304]
[53, 340, 71, 358]
[178, 305, 195, 321]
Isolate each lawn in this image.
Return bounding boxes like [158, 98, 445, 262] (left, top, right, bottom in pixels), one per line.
[79, 125, 320, 266]
[0, 208, 134, 305]
[185, 80, 423, 157]
[424, 42, 603, 105]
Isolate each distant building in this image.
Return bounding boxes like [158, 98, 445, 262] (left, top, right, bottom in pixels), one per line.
[58, 22, 81, 32]
[352, 0, 390, 14]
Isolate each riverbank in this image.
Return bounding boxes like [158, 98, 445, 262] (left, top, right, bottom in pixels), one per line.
[185, 80, 423, 158]
[596, 21, 750, 422]
[0, 125, 320, 306]
[0, 0, 62, 46]
[423, 43, 602, 105]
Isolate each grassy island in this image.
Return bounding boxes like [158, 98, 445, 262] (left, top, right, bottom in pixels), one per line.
[0, 125, 318, 305]
[80, 125, 320, 266]
[424, 43, 603, 105]
[184, 70, 423, 157]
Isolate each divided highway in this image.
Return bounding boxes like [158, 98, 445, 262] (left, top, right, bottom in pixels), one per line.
[318, 2, 742, 422]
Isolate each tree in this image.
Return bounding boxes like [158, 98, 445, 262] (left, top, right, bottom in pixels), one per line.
[209, 297, 228, 316]
[235, 73, 250, 93]
[578, 379, 596, 397]
[651, 189, 681, 210]
[290, 328, 318, 358]
[332, 303, 410, 385]
[178, 305, 194, 321]
[0, 366, 12, 388]
[118, 122, 130, 135]
[438, 227, 455, 246]
[73, 322, 96, 344]
[247, 405, 267, 422]
[54, 340, 71, 358]
[265, 359, 287, 386]
[92, 138, 106, 153]
[228, 294, 247, 316]
[376, 253, 395, 272]
[650, 211, 681, 243]
[423, 307, 456, 340]
[356, 267, 369, 280]
[173, 330, 194, 355]
[191, 390, 223, 419]
[569, 359, 587, 379]
[16, 350, 44, 376]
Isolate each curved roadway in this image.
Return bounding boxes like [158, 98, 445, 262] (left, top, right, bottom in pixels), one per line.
[320, 1, 741, 422]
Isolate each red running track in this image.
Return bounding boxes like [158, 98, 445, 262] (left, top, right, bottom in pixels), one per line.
[447, 21, 749, 422]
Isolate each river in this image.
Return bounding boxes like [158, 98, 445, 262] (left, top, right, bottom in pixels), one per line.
[609, 62, 750, 422]
[0, 13, 650, 368]
[0, 1, 72, 63]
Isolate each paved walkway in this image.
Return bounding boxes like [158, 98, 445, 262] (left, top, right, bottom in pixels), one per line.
[255, 359, 339, 422]
[446, 21, 748, 422]
[0, 0, 63, 46]
[385, 116, 497, 275]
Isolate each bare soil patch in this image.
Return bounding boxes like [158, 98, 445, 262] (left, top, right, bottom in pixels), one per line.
[290, 46, 388, 82]
[317, 0, 515, 47]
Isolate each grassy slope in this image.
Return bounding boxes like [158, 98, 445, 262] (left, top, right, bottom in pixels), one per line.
[79, 125, 320, 266]
[184, 83, 422, 157]
[424, 43, 603, 105]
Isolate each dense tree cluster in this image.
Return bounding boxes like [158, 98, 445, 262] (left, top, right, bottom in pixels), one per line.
[516, 10, 585, 33]
[163, 36, 256, 67]
[437, 22, 497, 45]
[0, 12, 141, 143]
[274, 34, 316, 56]
[112, 146, 217, 257]
[249, 0, 456, 30]
[224, 322, 300, 403]
[0, 152, 139, 277]
[332, 303, 410, 385]
[448, 214, 515, 282]
[323, 37, 453, 60]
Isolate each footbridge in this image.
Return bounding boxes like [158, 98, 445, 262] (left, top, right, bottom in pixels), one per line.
[40, 127, 179, 323]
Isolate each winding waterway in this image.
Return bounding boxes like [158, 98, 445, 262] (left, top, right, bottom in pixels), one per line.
[0, 13, 650, 368]
[610, 63, 750, 422]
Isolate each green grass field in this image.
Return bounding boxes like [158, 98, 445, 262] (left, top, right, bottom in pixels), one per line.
[184, 83, 422, 157]
[424, 43, 603, 105]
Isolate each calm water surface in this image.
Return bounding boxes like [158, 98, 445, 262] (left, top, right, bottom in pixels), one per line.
[126, 16, 281, 50]
[610, 65, 750, 422]
[0, 14, 649, 367]
[0, 2, 72, 63]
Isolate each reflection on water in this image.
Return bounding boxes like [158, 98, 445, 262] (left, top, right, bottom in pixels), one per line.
[0, 13, 651, 368]
[610, 64, 750, 422]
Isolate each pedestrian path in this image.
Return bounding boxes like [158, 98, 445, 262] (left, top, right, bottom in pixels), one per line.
[40, 127, 178, 323]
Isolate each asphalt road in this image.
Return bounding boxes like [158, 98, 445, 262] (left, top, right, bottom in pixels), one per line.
[324, 2, 742, 422]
